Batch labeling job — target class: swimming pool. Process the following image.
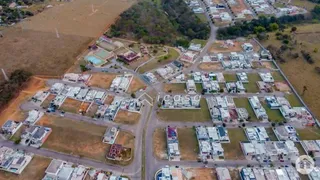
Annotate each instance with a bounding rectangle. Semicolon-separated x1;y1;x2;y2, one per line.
85;55;104;66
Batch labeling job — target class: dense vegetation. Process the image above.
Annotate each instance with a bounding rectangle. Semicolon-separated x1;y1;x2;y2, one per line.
217;14;307;39
0;69;31;109
0;0;40;25
108;0;209;45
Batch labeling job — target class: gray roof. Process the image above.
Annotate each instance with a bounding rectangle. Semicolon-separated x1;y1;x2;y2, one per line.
32;127;46;139
45;159;64;174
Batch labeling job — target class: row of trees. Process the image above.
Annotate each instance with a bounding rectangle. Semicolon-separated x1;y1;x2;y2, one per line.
217;14;307;39
0;69;32;109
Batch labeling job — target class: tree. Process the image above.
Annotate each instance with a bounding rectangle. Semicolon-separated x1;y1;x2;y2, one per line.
314;48;318;53
254;26;266;34
80;64;88;72
302;85;308;96
269;23;279;31
291;26;297;32
131;93;136;98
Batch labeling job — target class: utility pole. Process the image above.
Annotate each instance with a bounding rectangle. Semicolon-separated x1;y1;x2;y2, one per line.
1;69;9;81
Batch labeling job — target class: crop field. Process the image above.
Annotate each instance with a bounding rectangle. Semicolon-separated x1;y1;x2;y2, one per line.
0;0;136;78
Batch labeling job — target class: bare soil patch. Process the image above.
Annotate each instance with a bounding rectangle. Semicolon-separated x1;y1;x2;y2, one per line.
59;98;82;114
177;128;199;161
153;128;167;160
198;62;223;71
41;94;56;108
163;83;186;93
104;95;115;105
114;110;141;125
0;156;51;180
188;168;216;180
87;73;118;89
127;77;146;93
274;82;291;92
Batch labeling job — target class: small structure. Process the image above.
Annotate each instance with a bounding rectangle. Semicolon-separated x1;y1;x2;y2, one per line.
51;83;65;94
242;43;254;52
117;50;141;63
186;80;196;94
102;127;119;144
301;140;320;160
21;126;52;148
216;167;231;180
166;127;181;161
180;51;198;63
244;127;269;142
188;43;202;51
257;81;273;93
62;73;91;84
259;72;274;83
110;74;133;93
155;166;193;180
248;96;268;121
1;120;22;137
273;126;299;142
0;146;33;174
236;72;249;83
24;110;44;125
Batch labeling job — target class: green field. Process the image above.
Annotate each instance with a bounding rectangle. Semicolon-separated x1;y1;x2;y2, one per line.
244;73;260;93
285;94;303;107
222;129;247;160
297;127;320;140
262;103;285;122
191;39;207;47
224;73;237;82
234;98;258;121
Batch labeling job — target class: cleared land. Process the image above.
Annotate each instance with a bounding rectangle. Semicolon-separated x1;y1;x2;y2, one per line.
0;0;136;78
114;110;141;125
177;128;199;161
163;83;186;93
222;129;247;160
59;98;82;114
262;24;320;119
224;73;237;82
153;128;167;160
127;77;146;93
37;115;110;162
266;128;278;141
243;73;260;93
297;127;320;140
41;94;56;108
110;131;135;165
0;156;51;180
157;99;211;122
188;168;215;180
198;62;223;71
87;73;118;89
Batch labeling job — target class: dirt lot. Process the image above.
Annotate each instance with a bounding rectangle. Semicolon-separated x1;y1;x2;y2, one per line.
188;168;216;180
109;131;135;165
41;94;56;108
0;0;136;78
104;95;115;105
274;82;291;92
198;62;223;71
178;128;199;161
0;156;51;180
262;24;320;119
59;98;82;113
114;110;141;125
153;128;167;160
37;115;110;162
0;77;48;125
86;103;99;117
127;77;146;93
222;129;247;160
87;73;118;89
163;83;186;93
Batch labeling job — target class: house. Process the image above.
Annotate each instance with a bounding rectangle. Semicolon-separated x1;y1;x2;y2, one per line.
242;43;254;52
237;108;249;121
1;120;22;137
103;127;119;144
202;81;220;93
31;91;50;103
279;105;296;120
0;146;33;174
259;72;274;83
166;127;181;161
180;51;198;63
117;50;141;62
50;83;65;94
110;74;133;93
189;43;202;51
155;166;193;180
257;81;273;93
240;168;256;180
309;167;320;180
275;169;290;180
186;80;196;94
24;110;44;125
226;81;245;93
273;126;299;142
216;168;231;180
21;126;52;148
265;96;281;109
245;127;269;142
220;12;232;21
236;72;249;83
301;140;320;160
248;96;268;121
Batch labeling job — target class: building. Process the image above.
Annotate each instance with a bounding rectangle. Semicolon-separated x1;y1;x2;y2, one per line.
186;80;196;94
162;95;201;109
202;81;220;93
275;169;290;180
0;146;33;174
242;43;254;52
43;159;88;180
309;167;320;180
237;72;249;83
1;120;22;137
259;72;274;83
245;127;269;142
180;51;198;63
103;127;119;144
226;81;245;93
155;166;193;180
51;83;65;94
21;126;52;148
62;73;91;83
240;168;256;180
257;81;273;93
117;50;141;62
273;126;299;142
301;140;320;160
188;43;202;51
265;96;281;109
248;96;268;121
216;168;231;180
110;74;133;93
166;127;181;161
24;110;44;125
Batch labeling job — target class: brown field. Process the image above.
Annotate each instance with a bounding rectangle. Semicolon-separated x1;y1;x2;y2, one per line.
0;0;136;78
198;62;223;71
104;95;115;105
153;128;167;160
0;156;51;180
262;24;320;119
0;77;47;125
178;128;199;161
210;41;243;53
127;77;146;93
87;73;118;89
188;168;216;180
86;103;99;117
108;131;135;165
274;82;291;92
37;115;110;162
41;94;56;108
114;110;141;125
59;98;82;113
163;83;186;93
222;129;247;160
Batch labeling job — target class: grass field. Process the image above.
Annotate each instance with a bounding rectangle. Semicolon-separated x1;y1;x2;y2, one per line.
262;24;320;119
243;73;260;93
285;93;303;107
87;73;118;89
262;103;285;122
224;73;237;82
157;99;211;122
114;110;141;125
191;39;207;47
178;128;199;161
41;94;56;108
163;83;186;93
233;98;258;121
297;127;320;140
138;48;180;73
266;128;278;141
153;128;167;160
291;0;317;10
222;129;247;160
0;156;51;180
59;98;82;114
195;13;208;23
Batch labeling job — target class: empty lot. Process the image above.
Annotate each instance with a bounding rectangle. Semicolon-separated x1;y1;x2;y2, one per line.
0;0;136;78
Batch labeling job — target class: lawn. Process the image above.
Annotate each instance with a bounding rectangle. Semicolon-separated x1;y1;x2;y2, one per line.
297;127;320;140
285;94;303;107
244;73;260;93
233;98;258;121
196;83;203;93
224;73;237;82
157;99;211;122
138;48;180;73
0;156;51;180
191;38;207;47
178;128;199;161
163;83;186;93
266;128;277;141
272;71;285;81
262;103;285;122
153;128;167;160
296;142;307;155
114;110;141;125
222;129;247;160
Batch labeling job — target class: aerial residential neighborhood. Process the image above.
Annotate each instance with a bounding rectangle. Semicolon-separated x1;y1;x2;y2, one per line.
1;0;320;179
